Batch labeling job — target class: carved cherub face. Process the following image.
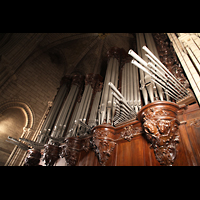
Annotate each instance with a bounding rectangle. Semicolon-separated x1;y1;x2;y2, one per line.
157;119;171;135
143;119;158;135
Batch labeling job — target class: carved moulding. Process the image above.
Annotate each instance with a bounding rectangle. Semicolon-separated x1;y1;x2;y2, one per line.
190;118;200;128
42;144;61;166
60;136;92;166
91;122;142;166
92;126;116;166
24;148;41;166
137;101;181;166
120;125;141;141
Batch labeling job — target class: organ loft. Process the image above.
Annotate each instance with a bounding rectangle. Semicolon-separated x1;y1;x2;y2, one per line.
0;33;200;166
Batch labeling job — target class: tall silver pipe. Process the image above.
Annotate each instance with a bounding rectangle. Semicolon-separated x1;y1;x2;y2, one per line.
133;64;137;111
108;57;119;124
38;81;70;143
62;87;79;137
130;62;134;107
77;84;90;121
125;63;129;104
88;90;102;127
144;33;165;101
59;85;77;126
136;33;149;105
41;83;66;131
121;66;124;97
83;86;93;122
107;58;116;124
123;64;126;99
66;101;80;136
50;84;78;138
139;33;154;103
100;57;113;124
112;58;119;124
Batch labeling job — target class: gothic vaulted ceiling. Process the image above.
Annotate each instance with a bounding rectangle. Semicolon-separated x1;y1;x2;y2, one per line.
29;33;136;77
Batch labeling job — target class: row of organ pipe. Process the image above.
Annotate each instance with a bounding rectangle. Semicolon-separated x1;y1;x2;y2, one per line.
34;33;192;143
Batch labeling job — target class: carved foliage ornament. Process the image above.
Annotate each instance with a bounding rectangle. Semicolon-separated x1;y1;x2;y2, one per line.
42;144;61;166
121;125;141;141
92;128;116;166
190;118;200;128
142;107;180;166
60;137;92;166
24;149;41;166
92;138;116;166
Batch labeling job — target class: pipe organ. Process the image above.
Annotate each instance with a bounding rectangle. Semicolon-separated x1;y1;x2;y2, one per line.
7;33;200;166
99;51;119;125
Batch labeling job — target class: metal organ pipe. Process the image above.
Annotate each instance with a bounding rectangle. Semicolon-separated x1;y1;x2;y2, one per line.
49;75;83;139
100;57;113;124
50;84;78;138
88;91;102;127
100;57;119;124
38;77;71;143
40;83;66;132
128;46;191;104
83;86;93;122
107;58;116;124
69;82;91;137
67;74;104;137
136;33;148;105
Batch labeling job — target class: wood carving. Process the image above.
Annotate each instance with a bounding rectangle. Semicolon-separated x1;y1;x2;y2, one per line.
42;144;61;166
138;101;181;166
92;126;116;166
152;33;190;90
24;148;41;166
71;74;84;87
190;118;200;128
92;137;116;166
60;145;79;166
60;136;92;166
120;125;141;141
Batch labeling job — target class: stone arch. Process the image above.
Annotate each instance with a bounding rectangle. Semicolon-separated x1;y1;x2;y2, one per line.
0;100;35;166
0;100;34;129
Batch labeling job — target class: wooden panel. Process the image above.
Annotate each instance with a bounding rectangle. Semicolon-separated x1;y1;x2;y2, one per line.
175;103;200;166
173;124;196;166
73;103;200;166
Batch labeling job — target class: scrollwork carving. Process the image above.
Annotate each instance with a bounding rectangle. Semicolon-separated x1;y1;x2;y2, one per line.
60;145;79;166
190;118;200;128
138;102;180;166
91;126;117;166
24;148;41;166
120;125;141;141
42;144;61;166
92;138;116;166
71;74;84;87
60;136;92;166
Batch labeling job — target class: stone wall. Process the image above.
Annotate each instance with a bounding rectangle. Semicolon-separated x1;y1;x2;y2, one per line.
0;50;65;165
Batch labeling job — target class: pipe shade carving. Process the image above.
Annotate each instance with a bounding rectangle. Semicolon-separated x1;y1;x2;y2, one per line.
24;148;41;166
138;101;181;166
60;136;92;166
